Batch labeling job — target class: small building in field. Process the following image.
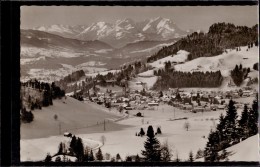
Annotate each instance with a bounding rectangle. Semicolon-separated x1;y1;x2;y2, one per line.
182;104;193;110
148;102;159;106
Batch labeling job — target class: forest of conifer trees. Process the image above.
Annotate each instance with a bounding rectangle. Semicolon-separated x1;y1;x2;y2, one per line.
147;23;258;63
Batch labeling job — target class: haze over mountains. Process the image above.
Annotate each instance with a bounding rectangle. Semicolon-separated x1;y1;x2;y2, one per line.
21;17;192;81
31;17;191;48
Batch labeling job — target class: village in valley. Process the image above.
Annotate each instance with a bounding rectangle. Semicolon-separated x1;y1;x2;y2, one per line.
20;6;259;163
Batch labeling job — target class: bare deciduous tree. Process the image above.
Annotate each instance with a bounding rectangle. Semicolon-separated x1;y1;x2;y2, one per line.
161;140;173;162
184;122;191;131
100;135;106;145
54;114;58;121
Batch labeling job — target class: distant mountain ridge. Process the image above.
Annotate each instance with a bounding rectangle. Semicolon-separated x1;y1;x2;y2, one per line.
31;17;191;47
21;29;114;52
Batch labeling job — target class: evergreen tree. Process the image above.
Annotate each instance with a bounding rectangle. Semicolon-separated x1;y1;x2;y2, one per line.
225;100;238;143
216;113;228;149
139;128;145;137
220;149;229;161
83;147;89;162
135;154;140;162
45;153;52;162
43;90;50;106
248;94;258;136
70;135;77;154
142;126;161;161
156;127;162;135
75;137;84;161
238;104;249;138
89;150;94;161
55;156;61;162
188;151;194;162
159;91;163;98
175;152;180;162
253;63;258;71
96;148;103;161
57;142;64;154
204;130;220;162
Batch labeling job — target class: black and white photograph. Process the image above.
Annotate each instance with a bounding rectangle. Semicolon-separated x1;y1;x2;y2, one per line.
20;5;259;163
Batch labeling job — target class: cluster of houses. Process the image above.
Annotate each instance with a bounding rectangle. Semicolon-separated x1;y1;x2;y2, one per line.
68;84;257;113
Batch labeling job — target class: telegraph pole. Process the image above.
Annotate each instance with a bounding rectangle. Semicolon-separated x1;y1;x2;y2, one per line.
59;122;61;135
104;119;106;131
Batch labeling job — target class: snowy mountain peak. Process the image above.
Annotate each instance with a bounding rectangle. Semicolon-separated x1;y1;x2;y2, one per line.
32;17;190;47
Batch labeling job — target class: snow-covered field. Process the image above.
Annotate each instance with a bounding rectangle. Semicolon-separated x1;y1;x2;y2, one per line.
137;46;258;90
149;50;189;69
174;46;258;76
26;68;73;82
21;46;88;58
80;102;253;161
129;76;158;90
21;97;124;139
94;49;113;54
21;96;257;162
130;42;175;54
21;63;108;82
21;135;102;161
85;70;120;77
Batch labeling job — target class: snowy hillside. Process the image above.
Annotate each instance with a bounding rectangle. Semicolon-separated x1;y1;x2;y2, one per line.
149;50;189;69
21;135;101;162
174;46;258;77
21;96;123;139
195;135;259;162
137;46;258;90
221;135;259;162
138;49;189;77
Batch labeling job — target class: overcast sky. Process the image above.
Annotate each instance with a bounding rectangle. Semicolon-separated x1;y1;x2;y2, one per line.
21;6;258;31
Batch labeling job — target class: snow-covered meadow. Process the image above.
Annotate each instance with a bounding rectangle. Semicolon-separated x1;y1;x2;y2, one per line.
21;96;258;162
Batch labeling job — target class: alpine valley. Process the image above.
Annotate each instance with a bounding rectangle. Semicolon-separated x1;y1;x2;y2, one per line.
21;17;192;81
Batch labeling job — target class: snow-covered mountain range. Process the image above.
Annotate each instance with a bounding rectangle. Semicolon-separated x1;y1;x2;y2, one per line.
32;17;191;48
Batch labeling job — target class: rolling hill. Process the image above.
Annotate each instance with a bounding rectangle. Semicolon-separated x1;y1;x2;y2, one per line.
21;96;128;139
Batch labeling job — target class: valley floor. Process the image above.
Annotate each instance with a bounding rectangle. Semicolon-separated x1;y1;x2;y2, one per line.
20;96;258;162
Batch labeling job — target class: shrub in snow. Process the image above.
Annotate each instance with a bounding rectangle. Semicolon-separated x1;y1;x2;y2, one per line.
136;112;142;117
45;153;52;162
156;127;162;135
105;153;111;160
55;156;61;162
54;114;58;121
116;153;121;162
139;128;145;137
110;157;115;162
160;140;172;162
135;154;141;162
125;156;132;162
95;148;103;161
100;135;106;145
188;151;194;162
195;149;204;159
21;108;34;123
184;122;190;131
